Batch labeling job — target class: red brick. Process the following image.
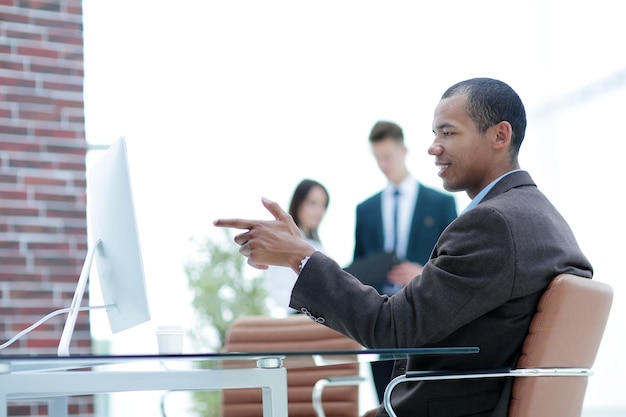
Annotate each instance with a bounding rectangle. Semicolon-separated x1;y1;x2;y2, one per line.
0;240;19;250
60;50;83;62
27;241;71;250
52;99;84;109
0;60;25;71
48;31;83;46
9;158;56;169
19;109;60;121
58;161;86;171
33;128;77;138
6;29;43;41
66;4;82;15
0;256;26;266
33;192;78;203
0;141;40;152
47;144;86;156
47;272;85;283
6;404;33;416
22;175;67;186
0;207;40;217
43;80;83;92
11;224;58;234
26;338;60;348
46;208;87;220
5;93;54;105
0;174;17;184
0;12;29;24
8;289;54;301
29;62;76;76
0;76;37;88
0;125;28;135
32;17;81;31
0;190;28;200
17;46;59;59
0;272;41;281
18;0;61;12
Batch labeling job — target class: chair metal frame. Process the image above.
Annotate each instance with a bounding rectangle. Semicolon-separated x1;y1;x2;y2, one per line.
312;376;366;417
383;367;592;417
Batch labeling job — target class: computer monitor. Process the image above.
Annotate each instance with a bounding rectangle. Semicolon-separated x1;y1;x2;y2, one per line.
58;137;151;356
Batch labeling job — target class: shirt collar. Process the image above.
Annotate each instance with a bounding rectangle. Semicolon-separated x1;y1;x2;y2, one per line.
386;175;417;196
461;169;521;215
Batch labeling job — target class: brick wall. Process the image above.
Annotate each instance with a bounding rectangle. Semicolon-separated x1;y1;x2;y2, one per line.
0;0;92;415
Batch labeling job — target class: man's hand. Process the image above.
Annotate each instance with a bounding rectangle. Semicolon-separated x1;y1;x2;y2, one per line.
214;197;316;272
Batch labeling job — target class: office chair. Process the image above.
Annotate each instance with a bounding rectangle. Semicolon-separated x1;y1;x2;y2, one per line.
221;314;364;417
383;273;613;417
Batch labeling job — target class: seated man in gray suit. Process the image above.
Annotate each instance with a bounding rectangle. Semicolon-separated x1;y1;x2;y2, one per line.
215;78;593;417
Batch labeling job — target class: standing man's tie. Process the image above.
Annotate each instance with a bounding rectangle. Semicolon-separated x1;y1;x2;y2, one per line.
392;188;401;257
383;188;402;295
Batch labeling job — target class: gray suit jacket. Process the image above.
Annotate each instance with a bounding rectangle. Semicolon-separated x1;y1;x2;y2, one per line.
291;171;592;417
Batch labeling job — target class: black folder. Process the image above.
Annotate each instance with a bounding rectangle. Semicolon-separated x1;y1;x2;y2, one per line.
343;252;399;289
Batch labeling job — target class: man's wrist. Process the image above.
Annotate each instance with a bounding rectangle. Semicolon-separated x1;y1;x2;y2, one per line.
291;245;316;274
298;255;311;273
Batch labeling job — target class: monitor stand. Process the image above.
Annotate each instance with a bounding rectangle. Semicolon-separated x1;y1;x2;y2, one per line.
57;239;110;357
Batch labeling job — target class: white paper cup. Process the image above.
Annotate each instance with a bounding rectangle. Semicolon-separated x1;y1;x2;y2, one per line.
155;325;184;354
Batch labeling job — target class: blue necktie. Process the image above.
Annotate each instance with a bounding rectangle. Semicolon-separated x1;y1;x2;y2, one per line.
392;188;401;257
383;189;402;295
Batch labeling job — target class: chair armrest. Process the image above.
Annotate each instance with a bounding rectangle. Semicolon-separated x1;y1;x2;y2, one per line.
312;376;366;417
383;367;592;417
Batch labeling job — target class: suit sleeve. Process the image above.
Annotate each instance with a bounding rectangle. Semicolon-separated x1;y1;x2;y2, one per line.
290;205;516;349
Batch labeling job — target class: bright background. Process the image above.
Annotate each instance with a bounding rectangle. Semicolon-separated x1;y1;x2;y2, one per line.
82;1;626;416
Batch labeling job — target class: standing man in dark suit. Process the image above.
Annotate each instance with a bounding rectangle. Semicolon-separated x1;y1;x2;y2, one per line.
215;78;592;417
355;120;458;401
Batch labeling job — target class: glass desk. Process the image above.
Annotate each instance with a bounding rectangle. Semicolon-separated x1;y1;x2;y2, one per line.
0;347;478;417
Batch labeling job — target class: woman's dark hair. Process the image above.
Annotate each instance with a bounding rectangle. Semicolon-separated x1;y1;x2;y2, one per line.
288;179;329;241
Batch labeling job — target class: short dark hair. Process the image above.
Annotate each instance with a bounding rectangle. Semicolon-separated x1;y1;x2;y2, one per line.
442;78;527;159
369;120;404;144
288;179;329;242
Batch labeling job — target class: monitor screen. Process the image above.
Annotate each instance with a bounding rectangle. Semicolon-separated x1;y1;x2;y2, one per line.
87;137;151;334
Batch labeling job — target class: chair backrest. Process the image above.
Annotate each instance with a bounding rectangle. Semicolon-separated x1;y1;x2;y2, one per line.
221;315;362;417
509;274;613;417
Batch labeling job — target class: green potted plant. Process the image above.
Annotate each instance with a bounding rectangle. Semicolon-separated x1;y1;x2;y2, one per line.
185;229;268;416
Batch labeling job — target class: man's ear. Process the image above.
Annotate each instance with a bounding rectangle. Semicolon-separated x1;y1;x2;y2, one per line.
493;121;513;150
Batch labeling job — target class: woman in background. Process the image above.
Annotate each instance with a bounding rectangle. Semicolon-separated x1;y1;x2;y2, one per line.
265;179;330;316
